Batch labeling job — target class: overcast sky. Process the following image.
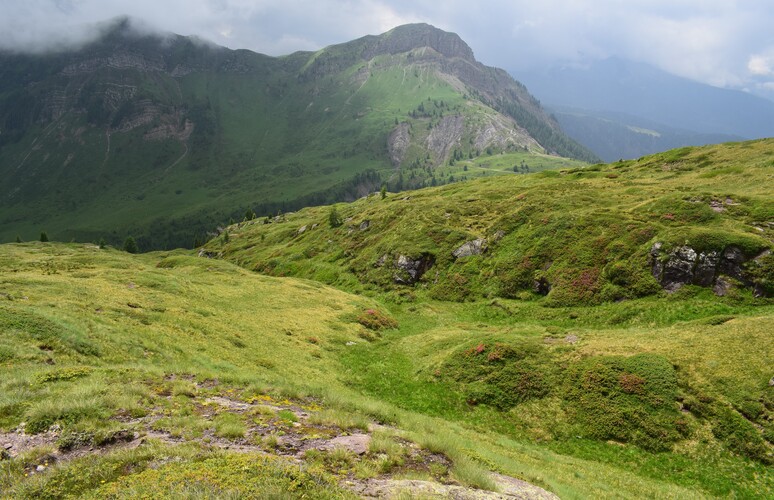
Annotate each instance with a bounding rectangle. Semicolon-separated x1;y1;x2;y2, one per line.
2;0;773;97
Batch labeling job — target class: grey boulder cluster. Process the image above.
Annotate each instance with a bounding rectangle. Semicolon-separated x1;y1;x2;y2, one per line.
650;242;770;296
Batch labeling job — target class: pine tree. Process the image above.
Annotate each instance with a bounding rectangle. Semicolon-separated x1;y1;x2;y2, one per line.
123;236;138;254
380;185;387;200
98;238;106;249
40;232;48;242
328;206;343;228
15;235;22;243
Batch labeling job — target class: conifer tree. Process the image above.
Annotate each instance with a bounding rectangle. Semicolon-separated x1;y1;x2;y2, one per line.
40;232;48;242
123;236;138;254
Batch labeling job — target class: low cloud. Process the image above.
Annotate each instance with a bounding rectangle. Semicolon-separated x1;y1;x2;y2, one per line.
748;54;773;76
0;0;772;95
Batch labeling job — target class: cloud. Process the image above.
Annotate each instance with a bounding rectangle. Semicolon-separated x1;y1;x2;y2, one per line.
0;0;772;93
748;53;774;76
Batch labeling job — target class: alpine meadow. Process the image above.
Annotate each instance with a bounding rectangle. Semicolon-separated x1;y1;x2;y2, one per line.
0;13;772;500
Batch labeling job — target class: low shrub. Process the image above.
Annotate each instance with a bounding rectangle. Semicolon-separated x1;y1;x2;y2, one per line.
563;353;680;452
356;309;397;330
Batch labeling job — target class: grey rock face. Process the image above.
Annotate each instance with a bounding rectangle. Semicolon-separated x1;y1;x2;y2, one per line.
661;246;697;291
452;238;486;259
387;123;411;167
651;242;768;296
694;250;720;286
394;253;435;284
426;115;465;162
719;246;746;282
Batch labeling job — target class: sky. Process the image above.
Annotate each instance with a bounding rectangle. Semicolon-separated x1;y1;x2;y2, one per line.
2;0;773;99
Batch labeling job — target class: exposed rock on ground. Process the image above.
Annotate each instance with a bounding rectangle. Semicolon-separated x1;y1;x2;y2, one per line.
388;122;411;167
394;253;436;284
453;238;487;259
651;242;771;296
0;381;556;499
351;474;559;499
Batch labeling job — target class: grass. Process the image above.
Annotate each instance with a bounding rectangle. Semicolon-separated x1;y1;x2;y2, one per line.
208;139;773;306
1;141;773;497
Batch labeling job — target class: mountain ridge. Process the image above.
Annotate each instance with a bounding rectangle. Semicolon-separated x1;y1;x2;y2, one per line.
0;18;595;249
516;57;774;139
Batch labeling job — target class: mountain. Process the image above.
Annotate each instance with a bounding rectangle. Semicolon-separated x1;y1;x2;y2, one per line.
0;18;595;249
548;106;742;162
1;141;772;497
515;57;774;159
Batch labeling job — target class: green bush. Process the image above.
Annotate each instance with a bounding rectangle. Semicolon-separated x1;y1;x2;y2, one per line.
443;340;553;410
712;406;771;464
563;354;680;451
35;367;92;384
356;308;397;330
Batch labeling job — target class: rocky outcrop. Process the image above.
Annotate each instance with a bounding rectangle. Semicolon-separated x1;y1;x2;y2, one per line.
452;238;486;259
472;112;539;152
426;115;464;162
198;249;221;259
650;243;771;296
363;23;476;62
387;123;411;167
394;253;435;284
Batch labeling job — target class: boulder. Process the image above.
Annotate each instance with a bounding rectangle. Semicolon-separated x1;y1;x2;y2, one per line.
394;253;435;284
197;249;221;259
452;238;486;259
713;277;732;296
661;246;697;291
359;220;370;231
491;230;506;242
719;246;746;282
317;434;370;455
651;242;770;296
693;250;720;286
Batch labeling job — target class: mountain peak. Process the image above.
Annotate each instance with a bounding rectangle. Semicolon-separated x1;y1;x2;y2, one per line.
373;23;475;61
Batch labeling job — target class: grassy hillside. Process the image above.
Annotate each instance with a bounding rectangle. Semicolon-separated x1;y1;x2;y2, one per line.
2;141;772;497
1;242;772;498
0;20;595;249
206;139;774;305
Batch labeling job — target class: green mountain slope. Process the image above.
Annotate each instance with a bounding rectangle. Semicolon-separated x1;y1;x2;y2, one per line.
0;143;772;496
0;18;595;249
206;139;774;304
